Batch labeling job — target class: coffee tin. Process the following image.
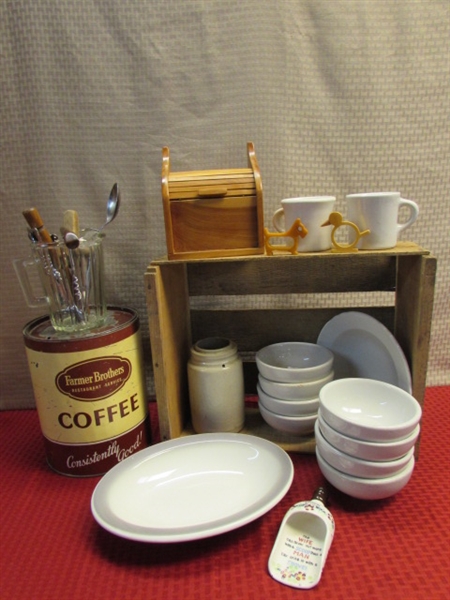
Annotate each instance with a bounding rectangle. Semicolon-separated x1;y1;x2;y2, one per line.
23;307;151;476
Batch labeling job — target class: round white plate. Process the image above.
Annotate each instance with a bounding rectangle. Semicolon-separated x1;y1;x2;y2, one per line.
91;433;293;543
317;311;411;392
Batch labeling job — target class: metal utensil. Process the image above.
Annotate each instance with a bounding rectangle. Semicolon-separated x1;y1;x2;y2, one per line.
61;228;84;322
98;183;120;231
27;228;39;243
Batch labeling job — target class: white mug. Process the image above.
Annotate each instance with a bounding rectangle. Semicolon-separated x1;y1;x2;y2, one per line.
273;196;336;252
346;192;419;250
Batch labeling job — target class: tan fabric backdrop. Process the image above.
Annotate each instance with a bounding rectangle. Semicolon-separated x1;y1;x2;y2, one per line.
1;0;449;409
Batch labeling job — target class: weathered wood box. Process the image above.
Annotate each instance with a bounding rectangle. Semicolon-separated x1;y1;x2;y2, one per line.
145;243;436;453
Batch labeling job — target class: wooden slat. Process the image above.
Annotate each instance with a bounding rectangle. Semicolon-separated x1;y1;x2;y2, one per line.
187;253;397;295
395;254;437;406
153;242;429;266
167;246;265;260
169;183;256;200
169;176;255;188
144;264;192;441
191;307;395;353
169;168;253;181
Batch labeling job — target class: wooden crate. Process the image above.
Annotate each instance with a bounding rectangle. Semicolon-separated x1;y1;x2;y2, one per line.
161;142;264;259
145;242;436;453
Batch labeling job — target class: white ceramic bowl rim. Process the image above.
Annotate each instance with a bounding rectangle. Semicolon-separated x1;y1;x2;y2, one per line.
316;448;415;485
319;378;421;439
258;371;334;400
256;342;334;378
259;402;317;435
259;401;318;421
259;371;334;387
318;412;420;449
257;384;319;407
316;448;415;500
314;420;415;470
257;385;320;417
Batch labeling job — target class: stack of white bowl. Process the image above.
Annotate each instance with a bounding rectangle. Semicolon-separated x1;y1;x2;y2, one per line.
316;378;422;500
255;342;334;436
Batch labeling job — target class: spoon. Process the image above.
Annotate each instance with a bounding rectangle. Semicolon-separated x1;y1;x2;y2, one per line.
98;183;120;231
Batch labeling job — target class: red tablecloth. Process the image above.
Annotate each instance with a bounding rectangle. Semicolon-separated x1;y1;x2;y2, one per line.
1;387;449;600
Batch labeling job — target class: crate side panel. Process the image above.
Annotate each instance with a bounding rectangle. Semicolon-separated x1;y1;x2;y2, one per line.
395;254;437;405
145;264;192;440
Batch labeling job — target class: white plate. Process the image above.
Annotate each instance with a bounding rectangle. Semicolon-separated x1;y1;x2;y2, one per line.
91;433;293;543
317;311;411;392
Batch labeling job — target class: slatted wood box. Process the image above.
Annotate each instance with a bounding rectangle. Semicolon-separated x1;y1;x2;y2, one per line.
145;243;436;453
161;142;264;259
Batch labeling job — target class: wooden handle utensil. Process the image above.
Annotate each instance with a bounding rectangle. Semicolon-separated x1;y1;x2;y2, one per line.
22;208;53;244
63;210;80;237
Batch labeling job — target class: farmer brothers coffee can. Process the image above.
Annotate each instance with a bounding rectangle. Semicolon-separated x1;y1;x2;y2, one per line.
24;307;151;476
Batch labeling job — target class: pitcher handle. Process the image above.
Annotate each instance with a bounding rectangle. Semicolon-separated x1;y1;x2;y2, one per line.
13;257;47;308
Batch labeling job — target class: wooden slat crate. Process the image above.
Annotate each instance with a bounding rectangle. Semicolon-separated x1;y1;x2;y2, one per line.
145;242;436;453
161;142;264;259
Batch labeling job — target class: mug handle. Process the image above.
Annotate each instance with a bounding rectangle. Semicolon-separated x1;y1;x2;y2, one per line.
272;208;285;232
397;199;419;235
13;257;48;308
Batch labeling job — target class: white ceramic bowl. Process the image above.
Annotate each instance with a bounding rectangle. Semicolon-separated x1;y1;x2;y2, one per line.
258;371;334;400
257;384;320;416
258;402;317;436
314;420;414;479
318;413;420;462
316;448;415;500
319;378;422;442
256;342;334;383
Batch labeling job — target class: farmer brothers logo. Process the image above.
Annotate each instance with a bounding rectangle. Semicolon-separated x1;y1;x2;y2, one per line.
56;356;132;401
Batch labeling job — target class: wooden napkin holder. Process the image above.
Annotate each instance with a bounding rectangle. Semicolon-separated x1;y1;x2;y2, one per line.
161;142;264;259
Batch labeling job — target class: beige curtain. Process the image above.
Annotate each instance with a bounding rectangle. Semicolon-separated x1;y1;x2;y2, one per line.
1;0;449;408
